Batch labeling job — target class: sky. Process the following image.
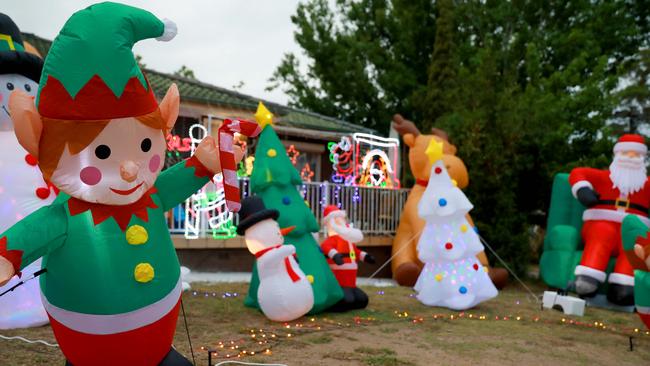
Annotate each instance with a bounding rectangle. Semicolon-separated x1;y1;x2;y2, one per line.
4;0;307;104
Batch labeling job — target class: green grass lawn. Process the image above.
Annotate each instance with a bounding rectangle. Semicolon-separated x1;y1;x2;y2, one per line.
1;280;648;365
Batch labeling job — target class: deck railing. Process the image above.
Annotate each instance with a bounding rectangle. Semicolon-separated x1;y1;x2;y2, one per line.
166;179;410;238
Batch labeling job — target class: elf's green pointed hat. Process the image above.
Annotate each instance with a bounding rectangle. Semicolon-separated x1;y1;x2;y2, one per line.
36;2;176;120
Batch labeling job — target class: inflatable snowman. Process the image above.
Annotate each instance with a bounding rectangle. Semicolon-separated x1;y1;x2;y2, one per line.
238;196;314;322
0;13;53;330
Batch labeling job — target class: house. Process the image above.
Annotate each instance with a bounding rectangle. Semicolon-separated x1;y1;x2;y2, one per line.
22;32;407;277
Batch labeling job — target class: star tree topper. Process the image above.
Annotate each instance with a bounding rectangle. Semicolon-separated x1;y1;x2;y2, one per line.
255;101;274;128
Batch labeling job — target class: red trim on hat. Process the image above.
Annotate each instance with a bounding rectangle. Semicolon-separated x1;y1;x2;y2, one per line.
618;134;646;144
38;75;158;120
323;205;340;219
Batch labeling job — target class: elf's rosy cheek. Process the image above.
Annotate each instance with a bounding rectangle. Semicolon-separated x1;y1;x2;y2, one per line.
149;154;161;173
80;166;102;186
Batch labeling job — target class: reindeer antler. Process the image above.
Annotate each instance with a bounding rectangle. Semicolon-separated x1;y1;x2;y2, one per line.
392;114;420;136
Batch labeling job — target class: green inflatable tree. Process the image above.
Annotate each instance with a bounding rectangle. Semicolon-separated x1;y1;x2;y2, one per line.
244;104;343;313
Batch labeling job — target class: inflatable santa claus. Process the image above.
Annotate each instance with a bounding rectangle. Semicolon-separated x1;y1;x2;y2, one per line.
569;134;650;306
320;205;376;311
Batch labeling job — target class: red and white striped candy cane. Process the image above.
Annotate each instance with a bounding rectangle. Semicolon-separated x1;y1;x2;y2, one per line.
218;118;261;212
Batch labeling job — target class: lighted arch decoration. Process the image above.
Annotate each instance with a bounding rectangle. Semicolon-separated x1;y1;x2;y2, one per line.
358;149;396;188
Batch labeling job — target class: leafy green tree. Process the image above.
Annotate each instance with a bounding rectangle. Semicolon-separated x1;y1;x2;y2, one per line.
245;124;343;313
421;0;457;128
174;65;196;79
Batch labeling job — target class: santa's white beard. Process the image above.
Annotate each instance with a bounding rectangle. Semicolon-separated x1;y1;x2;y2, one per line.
609;155;648;196
331;221;364;243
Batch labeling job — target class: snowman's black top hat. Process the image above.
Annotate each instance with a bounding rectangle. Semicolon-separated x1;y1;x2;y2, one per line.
0;13;43;82
236;195;279;236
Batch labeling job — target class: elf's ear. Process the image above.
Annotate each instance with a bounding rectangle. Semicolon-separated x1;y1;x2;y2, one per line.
159;83;180;131
9;90;42;158
403;133;416;148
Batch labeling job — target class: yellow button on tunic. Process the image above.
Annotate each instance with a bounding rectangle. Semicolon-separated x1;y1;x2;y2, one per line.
126;225;148;245
134;263;155;283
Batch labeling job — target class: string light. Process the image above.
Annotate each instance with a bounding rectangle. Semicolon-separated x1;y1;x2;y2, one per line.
286;145;300;166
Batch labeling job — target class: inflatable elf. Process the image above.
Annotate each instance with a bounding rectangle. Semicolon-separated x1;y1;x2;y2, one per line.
621;216;650;329
0;3;244;365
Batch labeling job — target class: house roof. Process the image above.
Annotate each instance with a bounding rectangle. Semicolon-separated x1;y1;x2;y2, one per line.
21;32;376;135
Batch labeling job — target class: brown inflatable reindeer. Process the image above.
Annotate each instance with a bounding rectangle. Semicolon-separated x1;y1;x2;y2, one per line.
391;114;508;288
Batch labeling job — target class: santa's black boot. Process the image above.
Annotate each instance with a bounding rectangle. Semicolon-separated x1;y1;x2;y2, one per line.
65;361;73;366
574;275;600;298
159;347;193;366
328;287;356;312
351;287;369;309
607;284;635;306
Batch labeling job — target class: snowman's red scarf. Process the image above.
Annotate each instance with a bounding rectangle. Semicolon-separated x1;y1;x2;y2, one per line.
67;188;158;231
254;245;301;283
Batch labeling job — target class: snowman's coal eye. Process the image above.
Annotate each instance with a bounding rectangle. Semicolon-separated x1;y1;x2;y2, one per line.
24;84;31;92
6;82;14;91
95;145;111;160
141;138;152;152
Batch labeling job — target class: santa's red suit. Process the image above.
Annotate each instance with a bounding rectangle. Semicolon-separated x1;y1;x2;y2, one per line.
320;205;369;288
321;234;368;288
569;135;650;287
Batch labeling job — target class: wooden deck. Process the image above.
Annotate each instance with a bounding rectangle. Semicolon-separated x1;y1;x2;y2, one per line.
172;234;394;249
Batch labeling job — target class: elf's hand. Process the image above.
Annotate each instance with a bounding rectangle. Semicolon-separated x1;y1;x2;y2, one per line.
634;244;650;269
194;136;244;174
0;257;15;287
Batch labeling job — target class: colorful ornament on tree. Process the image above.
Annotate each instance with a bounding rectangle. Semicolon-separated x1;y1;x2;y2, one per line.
413;139;497;310
0;12;52;330
245;106;343;314
237;196;314;322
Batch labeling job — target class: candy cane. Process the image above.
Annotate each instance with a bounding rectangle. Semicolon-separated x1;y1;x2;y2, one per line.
218;119;261;212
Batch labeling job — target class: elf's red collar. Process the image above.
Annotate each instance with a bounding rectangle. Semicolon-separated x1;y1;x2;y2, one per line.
416;179;428;187
67;187;158;231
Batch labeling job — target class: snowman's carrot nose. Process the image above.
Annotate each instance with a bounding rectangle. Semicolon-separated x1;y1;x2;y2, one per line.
280;226;296;236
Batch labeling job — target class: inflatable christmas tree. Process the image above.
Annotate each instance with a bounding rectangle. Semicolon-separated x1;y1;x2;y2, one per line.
413;139;497;310
244;103;343;313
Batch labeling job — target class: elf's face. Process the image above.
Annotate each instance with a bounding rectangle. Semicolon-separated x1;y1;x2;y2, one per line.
50;117;166;205
0;74;38;131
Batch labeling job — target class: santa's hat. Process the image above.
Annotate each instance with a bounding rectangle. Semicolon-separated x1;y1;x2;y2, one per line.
36;2;176;120
614;134;647;155
322;205;346;224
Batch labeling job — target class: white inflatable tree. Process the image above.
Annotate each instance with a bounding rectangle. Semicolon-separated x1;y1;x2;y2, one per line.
413;140;497;310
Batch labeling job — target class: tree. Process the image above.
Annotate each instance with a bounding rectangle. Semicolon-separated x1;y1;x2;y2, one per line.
244;124;343;313
174;65;196;79
273;0;650;275
421;0;457;128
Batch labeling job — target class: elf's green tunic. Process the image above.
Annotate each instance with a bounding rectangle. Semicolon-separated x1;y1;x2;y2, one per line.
0;157;210;323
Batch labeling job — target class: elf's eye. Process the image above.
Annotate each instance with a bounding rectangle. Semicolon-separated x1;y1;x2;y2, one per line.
24;84;31;92
6;82;14;91
141;138;152;152
95;145;111;160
